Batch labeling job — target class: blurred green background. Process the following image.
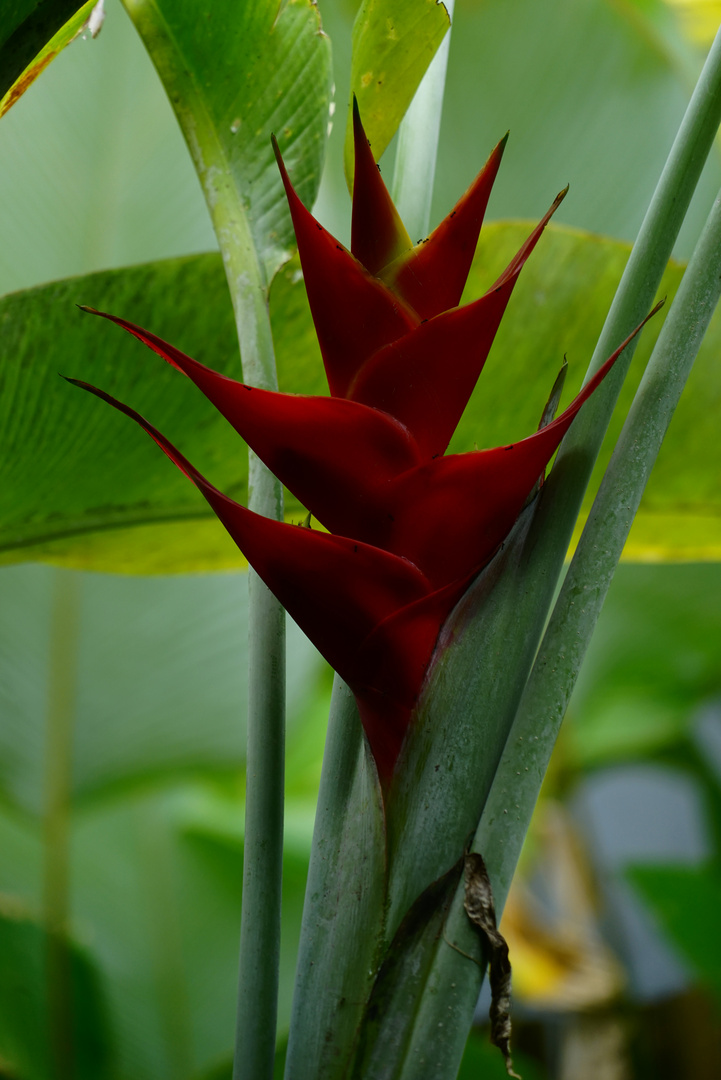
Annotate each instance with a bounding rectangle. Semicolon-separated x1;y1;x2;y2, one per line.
1;1;721;1077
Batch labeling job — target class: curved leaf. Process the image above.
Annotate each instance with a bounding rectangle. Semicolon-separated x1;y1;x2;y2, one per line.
343;0;450;185
0;0;92;115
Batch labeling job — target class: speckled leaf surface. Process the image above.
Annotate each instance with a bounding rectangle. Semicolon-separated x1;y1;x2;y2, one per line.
343;0;450;184
123;0;332;286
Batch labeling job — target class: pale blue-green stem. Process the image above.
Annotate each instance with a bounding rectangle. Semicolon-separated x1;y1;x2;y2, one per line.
392;0;455;240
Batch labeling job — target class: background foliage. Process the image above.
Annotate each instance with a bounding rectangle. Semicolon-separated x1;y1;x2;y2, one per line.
1;0;721;1077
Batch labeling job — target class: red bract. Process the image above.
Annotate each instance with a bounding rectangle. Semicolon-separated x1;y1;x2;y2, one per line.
272;105;567;461
69;111;658;783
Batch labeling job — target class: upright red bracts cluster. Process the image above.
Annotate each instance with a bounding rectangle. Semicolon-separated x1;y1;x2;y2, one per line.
69;104;650;784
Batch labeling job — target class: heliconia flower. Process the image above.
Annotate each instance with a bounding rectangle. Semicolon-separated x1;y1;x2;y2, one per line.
69;107;661;783
77;307;658;595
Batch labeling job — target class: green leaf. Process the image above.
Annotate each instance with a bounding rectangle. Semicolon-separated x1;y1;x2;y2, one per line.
628;862;721;1009
343;0;450;185
123;0;332;289
0;0;93;115
566;563;721;767
457;222;721;560
0;257;248;573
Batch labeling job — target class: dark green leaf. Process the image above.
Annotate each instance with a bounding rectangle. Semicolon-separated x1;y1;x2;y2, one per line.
0;908;112;1080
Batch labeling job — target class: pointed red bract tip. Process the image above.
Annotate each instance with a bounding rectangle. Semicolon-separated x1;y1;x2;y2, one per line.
273;134;420;396
379;132;509;320
64;374;458;787
347;185;568;458
79;307;425;545
491;185;568;290
350;96;413;276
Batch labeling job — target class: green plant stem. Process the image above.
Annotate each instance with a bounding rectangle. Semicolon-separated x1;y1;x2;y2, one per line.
212;190;287;1080
391;0;455;240
476;178;721;910
154;53;287;1073
44;568;81;1080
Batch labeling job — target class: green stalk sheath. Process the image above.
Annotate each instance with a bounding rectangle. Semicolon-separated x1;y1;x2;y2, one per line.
477;180;721;909
44;569;81;1080
391;0;455;241
285;678;387;1079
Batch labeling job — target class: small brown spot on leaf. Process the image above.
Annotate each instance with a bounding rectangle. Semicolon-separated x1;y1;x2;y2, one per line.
1;51;56;117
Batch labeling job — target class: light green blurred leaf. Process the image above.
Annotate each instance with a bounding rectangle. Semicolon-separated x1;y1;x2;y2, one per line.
433;0;721;260
0;782;313;1080
343;0;450;184
0;565;323;814
124;0;332;287
0;0;217;299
